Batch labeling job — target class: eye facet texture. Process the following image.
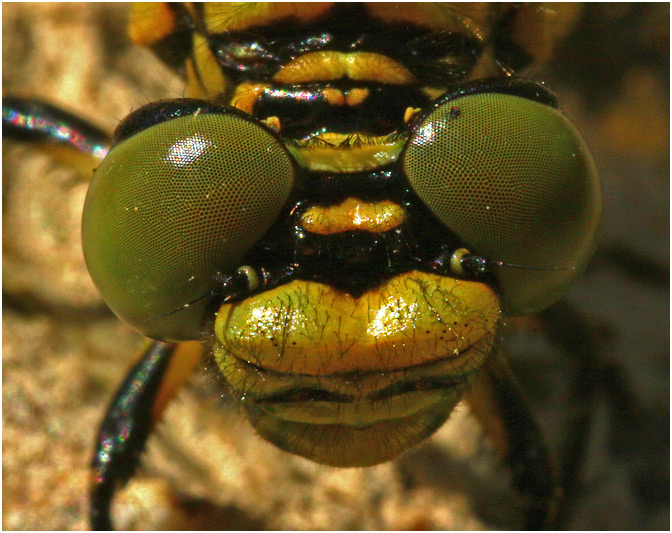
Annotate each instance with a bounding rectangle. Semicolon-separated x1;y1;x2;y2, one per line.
404;92;600;315
82;113;295;340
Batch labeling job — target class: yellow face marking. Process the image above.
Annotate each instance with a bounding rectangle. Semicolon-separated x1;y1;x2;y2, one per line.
214;271;500;376
220;334;479;404
300;198;405;235
213;271;501;466
273;51;416;85
287;134;406;172
250;374;457;426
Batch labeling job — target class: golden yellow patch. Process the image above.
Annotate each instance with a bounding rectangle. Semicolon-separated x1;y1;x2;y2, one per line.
300;198;405;235
214;271;500;376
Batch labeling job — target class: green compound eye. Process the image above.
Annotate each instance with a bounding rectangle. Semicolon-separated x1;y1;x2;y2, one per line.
82;112;295;340
403;91;601;316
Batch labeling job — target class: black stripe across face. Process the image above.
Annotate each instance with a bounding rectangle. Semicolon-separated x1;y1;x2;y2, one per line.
254;84;429;137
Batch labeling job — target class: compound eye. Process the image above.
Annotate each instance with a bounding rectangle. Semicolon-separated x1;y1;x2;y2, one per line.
82;110;295;340
403;91;601;315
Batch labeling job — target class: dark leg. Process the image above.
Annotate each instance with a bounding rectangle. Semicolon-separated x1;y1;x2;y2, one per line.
465;355;560;530
90;339;203;530
2;96;110;157
90;341;202;531
90;341;177;530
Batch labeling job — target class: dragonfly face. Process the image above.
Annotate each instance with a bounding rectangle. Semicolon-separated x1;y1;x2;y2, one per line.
4;3;604;529
81;3;599;469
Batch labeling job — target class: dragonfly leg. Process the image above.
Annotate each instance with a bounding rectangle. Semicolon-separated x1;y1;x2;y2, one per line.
90;340;202;530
